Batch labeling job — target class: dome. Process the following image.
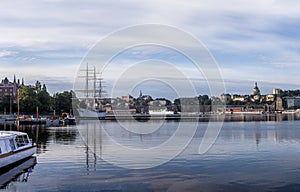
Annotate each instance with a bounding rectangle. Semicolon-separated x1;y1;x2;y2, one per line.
251;82;260;96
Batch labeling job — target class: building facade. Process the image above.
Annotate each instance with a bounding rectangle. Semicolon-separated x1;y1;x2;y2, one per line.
251;82;261;102
0;76;23;103
284;97;300;110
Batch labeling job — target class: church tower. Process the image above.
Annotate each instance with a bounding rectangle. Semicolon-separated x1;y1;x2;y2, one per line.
251;82;261;102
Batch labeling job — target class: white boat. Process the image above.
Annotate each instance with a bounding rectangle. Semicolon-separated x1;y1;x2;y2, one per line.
0;131;37;169
0;115;16;124
78;108;106;119
149;109;174;115
45;119;60;126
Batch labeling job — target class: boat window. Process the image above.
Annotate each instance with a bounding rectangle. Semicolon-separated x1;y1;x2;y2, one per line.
9;139;16;150
16;135;24;147
24;135;29;144
5;140;10;151
0;140;5;154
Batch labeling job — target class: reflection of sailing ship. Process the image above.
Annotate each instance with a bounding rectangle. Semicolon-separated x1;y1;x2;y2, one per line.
76;63;107;119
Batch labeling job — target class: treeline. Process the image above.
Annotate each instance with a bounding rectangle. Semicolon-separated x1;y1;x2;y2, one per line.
0;81;73;115
280;90;300;97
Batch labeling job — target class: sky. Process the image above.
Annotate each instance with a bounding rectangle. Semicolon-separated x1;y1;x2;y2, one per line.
1;0;300;99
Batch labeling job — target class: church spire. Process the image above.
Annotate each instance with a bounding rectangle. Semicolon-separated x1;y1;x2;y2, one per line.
21;78;24;86
13;74;16;83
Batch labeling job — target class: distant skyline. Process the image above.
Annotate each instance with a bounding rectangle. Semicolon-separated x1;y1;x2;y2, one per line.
1;0;300;97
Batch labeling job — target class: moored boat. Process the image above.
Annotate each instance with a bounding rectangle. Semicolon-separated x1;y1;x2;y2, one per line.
45;119;60;126
0;131;36;169
0;115;17;124
149;109;174;115
78;108;106;119
75;63;107;119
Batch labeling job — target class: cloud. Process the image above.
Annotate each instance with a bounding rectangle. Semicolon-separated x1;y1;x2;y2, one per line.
0;0;300;95
0;50;17;57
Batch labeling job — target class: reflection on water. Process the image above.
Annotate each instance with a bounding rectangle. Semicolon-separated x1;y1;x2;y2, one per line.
0;114;299;192
0;157;37;189
222;113;300;122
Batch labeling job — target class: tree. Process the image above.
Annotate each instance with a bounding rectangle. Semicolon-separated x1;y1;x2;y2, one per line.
198;95;211;105
42;84;47;91
35;81;41;92
37;87;51;114
0;94;15;114
19;86;38;114
174;98;181;112
53;91;73;115
19;83;52;115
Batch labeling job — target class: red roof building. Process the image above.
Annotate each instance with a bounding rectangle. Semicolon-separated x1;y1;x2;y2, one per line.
0;75;23;102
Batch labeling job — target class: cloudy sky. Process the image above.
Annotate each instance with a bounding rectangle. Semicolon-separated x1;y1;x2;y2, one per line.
1;0;300;98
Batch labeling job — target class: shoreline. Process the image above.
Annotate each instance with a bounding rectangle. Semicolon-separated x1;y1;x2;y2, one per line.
76;112;300;122
1;112;300;125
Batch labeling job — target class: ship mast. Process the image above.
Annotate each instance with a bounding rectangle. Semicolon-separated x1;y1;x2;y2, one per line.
77;63;103;108
85;63;89;98
93;66;97;99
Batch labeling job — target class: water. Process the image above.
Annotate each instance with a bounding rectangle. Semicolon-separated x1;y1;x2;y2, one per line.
0;115;300;192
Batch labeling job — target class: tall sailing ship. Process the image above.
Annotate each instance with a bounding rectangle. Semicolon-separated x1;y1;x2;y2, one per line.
75;64;107;119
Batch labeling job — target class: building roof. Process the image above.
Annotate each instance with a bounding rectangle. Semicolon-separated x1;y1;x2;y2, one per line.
251;82;261;96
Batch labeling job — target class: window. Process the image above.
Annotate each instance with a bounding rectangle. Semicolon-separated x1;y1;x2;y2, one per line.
9;139;16;150
23;135;29;144
16;136;23;147
15;135;28;147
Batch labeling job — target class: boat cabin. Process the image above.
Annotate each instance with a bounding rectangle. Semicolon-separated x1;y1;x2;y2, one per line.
0;131;33;155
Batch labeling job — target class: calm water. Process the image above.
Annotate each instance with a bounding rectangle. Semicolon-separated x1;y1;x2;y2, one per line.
1;114;300;192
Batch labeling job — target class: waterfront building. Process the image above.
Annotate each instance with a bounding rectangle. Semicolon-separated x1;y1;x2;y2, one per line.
275;97;284;111
273;88;282;95
265;94;275;102
149;99;167;107
0;75;23;103
251;82;261;103
220;93;231;103
121;95;130;102
135;91;152;114
231;94;247;102
284;97;300;110
179;97;200;113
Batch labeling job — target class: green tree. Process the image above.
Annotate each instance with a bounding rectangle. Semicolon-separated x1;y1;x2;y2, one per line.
19;85;38;114
18;83;52;115
174;98;181;112
37;86;51;114
35;81;41;92
1;94;15;114
198;95;211;105
53;91;73;115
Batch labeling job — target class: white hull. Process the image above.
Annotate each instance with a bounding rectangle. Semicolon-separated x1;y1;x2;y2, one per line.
45;119;60;126
0;131;37;169
0;115;16;124
149;110;174;115
78;108;106;118
0;147;36;168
